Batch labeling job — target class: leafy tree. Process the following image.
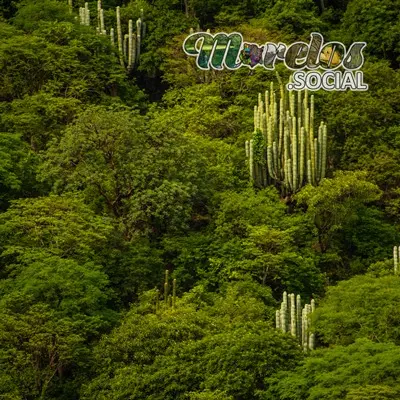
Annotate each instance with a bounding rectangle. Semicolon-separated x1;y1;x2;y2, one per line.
111;324;301;400
295;171;395;279
265;339;400;399
82;280;302;399
0;194;113;271
0;0;399;398
124;0;193;81
317;62;400;219
0;133;40;209
207;187;323;295
41;106;238;239
339;0;400;67
0;18;134;103
0;257;116;400
0;92;81;151
261;0;324;39
318;62;400;171
313;274;400;345
13;0;74;33
0;194;119;399
98;234;165;307
0;194;163;308
188;391;234;400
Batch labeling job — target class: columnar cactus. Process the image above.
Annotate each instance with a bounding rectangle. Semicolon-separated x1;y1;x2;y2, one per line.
245;80;328;195
78;3;90;26
124;34;130;60
276;291;316;351
110;27;115;46
136;17;142;60
128;19;134;69
114;6;145;71
100;9;105;35
164;269;169;305
79;3;90;26
77;3;146;72
154;270;177;313
172;278;177;308
116;6;124;67
394;246;399;275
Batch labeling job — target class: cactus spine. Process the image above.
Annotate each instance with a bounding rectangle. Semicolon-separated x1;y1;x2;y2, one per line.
276;292;316;351
246;79;328;195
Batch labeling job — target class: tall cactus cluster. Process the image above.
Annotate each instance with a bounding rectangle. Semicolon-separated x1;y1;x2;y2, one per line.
75;1;145;72
155;270;177;313
79;2;90;26
245;81;328;195
276;291;316;351
393;246;400;275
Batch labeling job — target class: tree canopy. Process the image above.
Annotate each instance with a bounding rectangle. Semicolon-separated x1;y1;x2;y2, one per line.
0;0;399;398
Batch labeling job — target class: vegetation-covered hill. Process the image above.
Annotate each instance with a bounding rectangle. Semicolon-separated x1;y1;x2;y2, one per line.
0;0;399;399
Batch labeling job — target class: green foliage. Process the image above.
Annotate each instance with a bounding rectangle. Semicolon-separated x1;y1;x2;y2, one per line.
99;236;165;307
317;61;400;218
0;0;399;398
0;18;134;103
0;253;117;399
0;194;112;267
313;274;400;345
0;194;118;399
319;62;400;169
252;128;266;164
261;0;324;39
339;0;400;66
295;171;395;279
265;339;400;399
41;106;219;238
163;186;324;296
346;385;400;400
0;267;115;399
0;133;40;209
205;188;323;295
161;82;249;138
82;281;302;399
0;92;81;151
135;1;193;76
188;390;234;400
13;0;74;32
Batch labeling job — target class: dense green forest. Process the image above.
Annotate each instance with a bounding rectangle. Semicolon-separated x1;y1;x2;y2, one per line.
0;0;399;399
